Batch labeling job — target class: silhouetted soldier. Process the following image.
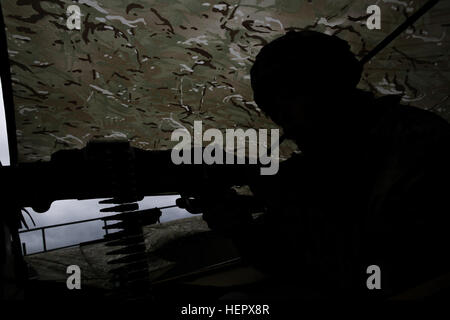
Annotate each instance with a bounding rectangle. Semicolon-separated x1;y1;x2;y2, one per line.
196;31;450;299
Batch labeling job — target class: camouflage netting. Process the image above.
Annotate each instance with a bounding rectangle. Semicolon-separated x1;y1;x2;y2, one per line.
2;0;449;163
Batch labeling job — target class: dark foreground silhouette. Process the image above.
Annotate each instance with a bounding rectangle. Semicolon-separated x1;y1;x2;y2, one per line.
197;31;450;299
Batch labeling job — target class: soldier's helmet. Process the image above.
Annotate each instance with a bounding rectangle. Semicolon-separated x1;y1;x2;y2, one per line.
250;30;362;108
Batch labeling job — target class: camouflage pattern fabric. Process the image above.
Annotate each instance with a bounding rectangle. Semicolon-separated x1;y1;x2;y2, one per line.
2;0;449;163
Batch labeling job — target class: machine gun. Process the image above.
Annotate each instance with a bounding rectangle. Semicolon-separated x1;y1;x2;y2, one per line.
2;140;263;213
1;140;266;299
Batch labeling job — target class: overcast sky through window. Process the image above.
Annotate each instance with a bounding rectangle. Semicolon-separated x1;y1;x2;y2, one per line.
1;78;193;255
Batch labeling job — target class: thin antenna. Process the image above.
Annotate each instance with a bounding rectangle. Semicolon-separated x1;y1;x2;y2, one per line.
360;0;440;66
